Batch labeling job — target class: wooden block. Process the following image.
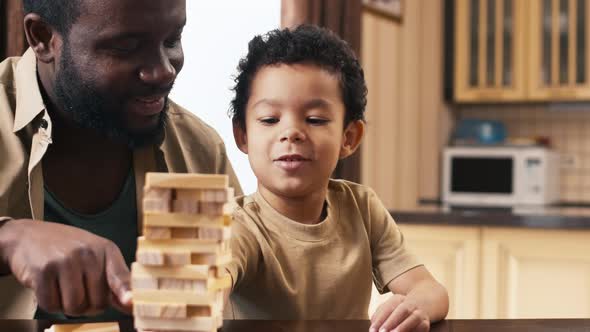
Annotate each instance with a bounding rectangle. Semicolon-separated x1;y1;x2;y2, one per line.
191;252;232;266
132;289;219;306
159;278;205;291
136;250;164;266
134;302;187;319
134;314;222;332
171;200;200;214
145;173;228;190
197;227;231;241
164;251;191;265
175;189;202;201
199;202;224;217
143;212;230;228
131;262;217;280
171;227;198;239
131;276;159;290
138;237;229;254
199;189;232;203
143;198;171;213
144;187;172;200
144;227;172;240
44;322;120;332
187;305;214;317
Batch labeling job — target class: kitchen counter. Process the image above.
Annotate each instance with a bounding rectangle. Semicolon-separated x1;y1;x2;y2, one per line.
390;203;590;229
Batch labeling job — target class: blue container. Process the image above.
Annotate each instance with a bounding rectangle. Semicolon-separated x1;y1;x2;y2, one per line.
452;119;507;145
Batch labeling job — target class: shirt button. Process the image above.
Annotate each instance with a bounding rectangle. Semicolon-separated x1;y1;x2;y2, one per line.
40;119;48;129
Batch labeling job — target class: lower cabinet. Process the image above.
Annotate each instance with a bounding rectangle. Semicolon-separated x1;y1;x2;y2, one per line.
480;227;590;319
398;224;590;319
399;224;481;319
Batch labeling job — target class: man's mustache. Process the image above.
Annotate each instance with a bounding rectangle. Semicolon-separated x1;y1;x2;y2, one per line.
133;82;175;98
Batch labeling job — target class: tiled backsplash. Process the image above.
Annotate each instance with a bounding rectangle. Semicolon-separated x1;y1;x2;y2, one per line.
457;104;590;203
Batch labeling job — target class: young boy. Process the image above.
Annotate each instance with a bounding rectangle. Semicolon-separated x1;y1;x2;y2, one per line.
225;25;448;332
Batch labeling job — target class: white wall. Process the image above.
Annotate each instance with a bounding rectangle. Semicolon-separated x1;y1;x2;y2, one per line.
170;1;281;195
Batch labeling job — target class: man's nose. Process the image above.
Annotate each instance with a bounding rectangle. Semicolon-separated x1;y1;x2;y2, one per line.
139;50;177;87
280;127;306;143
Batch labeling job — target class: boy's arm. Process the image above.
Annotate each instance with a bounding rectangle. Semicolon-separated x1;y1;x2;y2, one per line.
370;266;449;332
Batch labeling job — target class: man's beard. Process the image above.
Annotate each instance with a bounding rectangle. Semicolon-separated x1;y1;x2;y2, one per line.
53;43;169;148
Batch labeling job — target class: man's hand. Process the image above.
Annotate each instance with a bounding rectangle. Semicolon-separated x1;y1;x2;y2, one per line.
0;219;132;316
370;294;430;332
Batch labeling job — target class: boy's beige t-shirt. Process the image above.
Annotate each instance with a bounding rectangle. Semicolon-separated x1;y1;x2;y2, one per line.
225;179;421;319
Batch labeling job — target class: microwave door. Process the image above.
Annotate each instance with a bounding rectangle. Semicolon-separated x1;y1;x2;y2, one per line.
449;157;515;205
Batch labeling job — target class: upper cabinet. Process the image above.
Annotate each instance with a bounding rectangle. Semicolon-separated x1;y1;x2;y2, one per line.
454;0;590;102
455;0;527;102
529;0;590;100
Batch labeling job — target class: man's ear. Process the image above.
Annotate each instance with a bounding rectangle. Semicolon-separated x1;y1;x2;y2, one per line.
232;121;249;154
339;120;365;159
23;13;60;63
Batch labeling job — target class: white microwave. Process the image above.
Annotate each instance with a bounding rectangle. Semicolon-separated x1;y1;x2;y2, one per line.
442;146;560;206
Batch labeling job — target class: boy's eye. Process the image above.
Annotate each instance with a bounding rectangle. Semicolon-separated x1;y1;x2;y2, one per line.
259;117;279;125
307;117;329;125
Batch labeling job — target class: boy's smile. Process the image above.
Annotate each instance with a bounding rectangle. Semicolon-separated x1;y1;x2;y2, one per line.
234;63;364;223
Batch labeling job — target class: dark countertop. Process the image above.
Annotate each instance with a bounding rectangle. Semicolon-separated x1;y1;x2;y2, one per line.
7;319;590;332
390;203;590;230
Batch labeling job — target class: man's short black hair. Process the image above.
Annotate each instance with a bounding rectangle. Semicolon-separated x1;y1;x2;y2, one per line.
22;0;81;35
229;24;367;129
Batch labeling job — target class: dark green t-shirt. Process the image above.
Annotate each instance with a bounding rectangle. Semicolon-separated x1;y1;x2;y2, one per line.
36;170;137;322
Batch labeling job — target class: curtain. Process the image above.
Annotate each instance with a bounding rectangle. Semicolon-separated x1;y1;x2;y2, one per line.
281;0;363;182
1;0;26;59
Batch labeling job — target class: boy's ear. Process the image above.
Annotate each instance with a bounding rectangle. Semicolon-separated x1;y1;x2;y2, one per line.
24;13;60;63
339;120;365;159
232;121;249;154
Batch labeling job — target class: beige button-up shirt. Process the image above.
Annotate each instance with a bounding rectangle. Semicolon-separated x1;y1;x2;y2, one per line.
0;49;242;318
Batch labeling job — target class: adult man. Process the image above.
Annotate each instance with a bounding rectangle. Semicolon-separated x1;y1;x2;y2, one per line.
0;0;241;320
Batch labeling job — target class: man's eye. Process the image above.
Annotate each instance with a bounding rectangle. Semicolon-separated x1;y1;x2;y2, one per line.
110;39;140;53
259;117;279;125
164;34;182;48
307;117;328;125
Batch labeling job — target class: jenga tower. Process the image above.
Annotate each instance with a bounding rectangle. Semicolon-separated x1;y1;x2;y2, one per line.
131;173;234;332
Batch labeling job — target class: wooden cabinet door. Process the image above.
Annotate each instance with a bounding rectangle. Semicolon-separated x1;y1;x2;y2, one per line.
528;0;590;100
455;0;527;102
398;224;481;319
481;227;590;318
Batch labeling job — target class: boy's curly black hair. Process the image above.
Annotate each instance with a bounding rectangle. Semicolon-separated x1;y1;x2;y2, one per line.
229;24;367;129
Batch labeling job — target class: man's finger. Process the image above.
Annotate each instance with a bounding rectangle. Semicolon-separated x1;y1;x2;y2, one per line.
35;275;62;313
104;245;131;306
109;291;133;315
84;269;109;314
58;266;88;316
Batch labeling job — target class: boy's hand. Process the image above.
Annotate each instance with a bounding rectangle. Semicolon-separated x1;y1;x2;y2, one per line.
370;294;430;332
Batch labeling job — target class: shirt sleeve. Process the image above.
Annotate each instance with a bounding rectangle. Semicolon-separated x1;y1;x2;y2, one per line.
225;209;261;291
367;190;422;294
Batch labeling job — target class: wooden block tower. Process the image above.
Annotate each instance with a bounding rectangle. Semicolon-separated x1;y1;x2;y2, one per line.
131;173;234;332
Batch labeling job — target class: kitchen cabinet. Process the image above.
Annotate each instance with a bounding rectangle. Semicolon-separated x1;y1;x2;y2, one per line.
454;0;590;102
480;227;590;318
399;224;481;319
454;0;527;102
398;223;590;318
528;0;590;100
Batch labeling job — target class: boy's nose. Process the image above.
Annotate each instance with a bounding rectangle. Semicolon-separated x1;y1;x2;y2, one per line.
280;127;306;143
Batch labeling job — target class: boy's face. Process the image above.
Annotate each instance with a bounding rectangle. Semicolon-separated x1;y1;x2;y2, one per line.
234;63;364;198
